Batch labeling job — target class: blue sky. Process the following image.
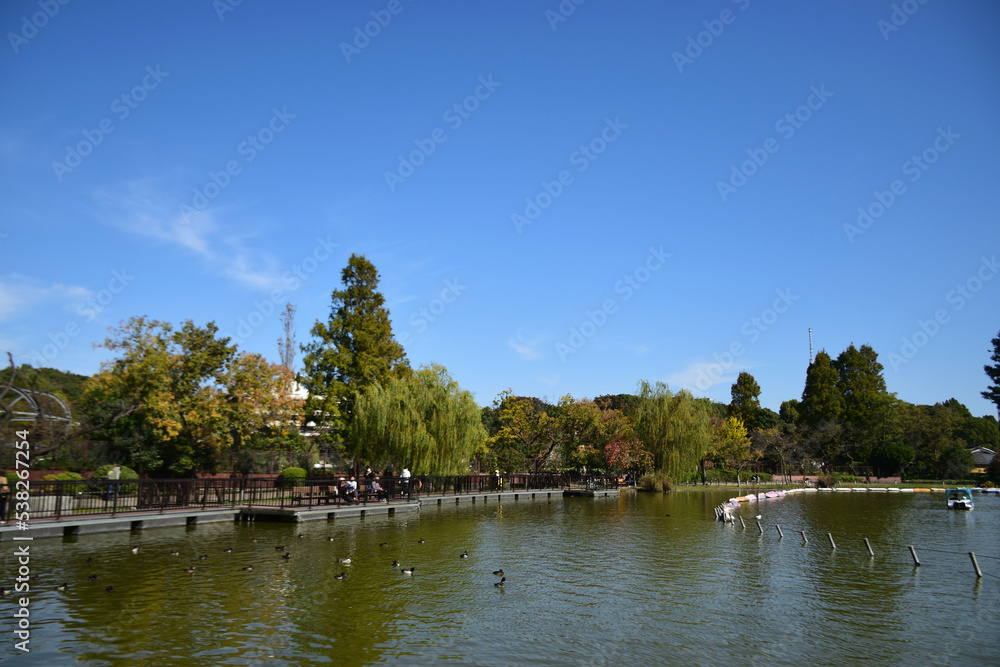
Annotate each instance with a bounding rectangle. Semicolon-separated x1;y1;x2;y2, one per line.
2;1;998;417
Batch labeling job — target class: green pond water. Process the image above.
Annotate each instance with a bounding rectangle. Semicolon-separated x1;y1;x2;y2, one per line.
2;489;998;665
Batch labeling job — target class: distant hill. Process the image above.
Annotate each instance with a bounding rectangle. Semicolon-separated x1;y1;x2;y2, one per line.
5;365;90;415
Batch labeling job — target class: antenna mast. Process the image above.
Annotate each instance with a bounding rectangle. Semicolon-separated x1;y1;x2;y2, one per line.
808;328;814;366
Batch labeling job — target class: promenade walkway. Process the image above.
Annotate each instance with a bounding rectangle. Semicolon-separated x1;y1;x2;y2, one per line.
0;479;621;541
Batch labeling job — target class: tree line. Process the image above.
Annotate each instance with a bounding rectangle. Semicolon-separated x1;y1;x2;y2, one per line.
3;255;998;484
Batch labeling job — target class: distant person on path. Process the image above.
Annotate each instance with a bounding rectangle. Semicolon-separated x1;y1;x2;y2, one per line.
364;466;375;482
401;467;411;495
107;465;121;500
0;470;9;523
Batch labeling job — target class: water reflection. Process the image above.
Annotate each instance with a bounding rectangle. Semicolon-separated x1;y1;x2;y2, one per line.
1;490;997;664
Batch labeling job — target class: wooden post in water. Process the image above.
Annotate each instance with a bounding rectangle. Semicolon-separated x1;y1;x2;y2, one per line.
827;532;836;549
908;545;920;566
969;552;983;578
864;538;874;557
775;524;784;538
756;520;763;534
800;530;807;545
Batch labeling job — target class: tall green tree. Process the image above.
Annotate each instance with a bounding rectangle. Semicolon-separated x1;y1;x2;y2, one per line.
800;351;843;426
779;399;800;426
983;330;1000;420
728;371;762;430
632;381;712;480
352;364;485;475
300;254;409;449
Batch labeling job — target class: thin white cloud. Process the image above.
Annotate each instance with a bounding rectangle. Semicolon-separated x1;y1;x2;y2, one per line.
0;276;93;322
665;361;737;393
508;327;543;360
91;179;288;291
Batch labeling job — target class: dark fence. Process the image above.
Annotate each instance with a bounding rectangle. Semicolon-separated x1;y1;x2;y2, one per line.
3;473;618;522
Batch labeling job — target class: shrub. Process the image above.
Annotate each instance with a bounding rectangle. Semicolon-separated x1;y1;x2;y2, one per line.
43;472;87;493
90;464;140;494
277;467;307;487
816;474;836;489
638;471;674;493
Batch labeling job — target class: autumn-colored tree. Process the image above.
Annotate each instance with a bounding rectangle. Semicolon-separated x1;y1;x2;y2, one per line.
604;438;653;477
81;316;291;475
486;390;558;473
712;416;759;490
553;395;605;471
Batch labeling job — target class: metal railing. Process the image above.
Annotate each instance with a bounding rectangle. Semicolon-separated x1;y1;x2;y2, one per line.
4;473;616;522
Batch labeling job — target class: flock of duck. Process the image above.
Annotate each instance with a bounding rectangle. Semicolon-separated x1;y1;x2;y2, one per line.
0;533;508;596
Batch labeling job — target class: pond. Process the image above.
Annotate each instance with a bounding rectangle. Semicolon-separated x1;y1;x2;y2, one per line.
3;489;998;665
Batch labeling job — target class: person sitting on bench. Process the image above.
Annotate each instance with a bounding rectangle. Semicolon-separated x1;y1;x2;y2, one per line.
370;476;387;502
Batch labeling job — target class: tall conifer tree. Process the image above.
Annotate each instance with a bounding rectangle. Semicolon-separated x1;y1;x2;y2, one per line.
728;371;762;430
300;254;409;449
983;330;1000;420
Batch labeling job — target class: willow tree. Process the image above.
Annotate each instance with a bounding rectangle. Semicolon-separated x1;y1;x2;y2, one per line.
632;381;712;480
352;364;486;475
300;254;409;449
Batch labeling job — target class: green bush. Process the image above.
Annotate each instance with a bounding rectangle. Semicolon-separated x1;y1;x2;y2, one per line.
43;472;87;492
638;471;674;493
277;467;307;487
90;464;140;494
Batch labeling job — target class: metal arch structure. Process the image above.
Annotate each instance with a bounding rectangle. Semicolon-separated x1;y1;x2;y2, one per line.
1;386;73;433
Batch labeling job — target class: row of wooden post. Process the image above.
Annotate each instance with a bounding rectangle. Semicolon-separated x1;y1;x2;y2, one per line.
735;518;983;579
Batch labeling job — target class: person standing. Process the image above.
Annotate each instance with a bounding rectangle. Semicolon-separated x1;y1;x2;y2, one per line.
401;467;411;495
0;470;9;524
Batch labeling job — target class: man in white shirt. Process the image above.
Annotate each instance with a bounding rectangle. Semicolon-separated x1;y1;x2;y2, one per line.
401;467;411;495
